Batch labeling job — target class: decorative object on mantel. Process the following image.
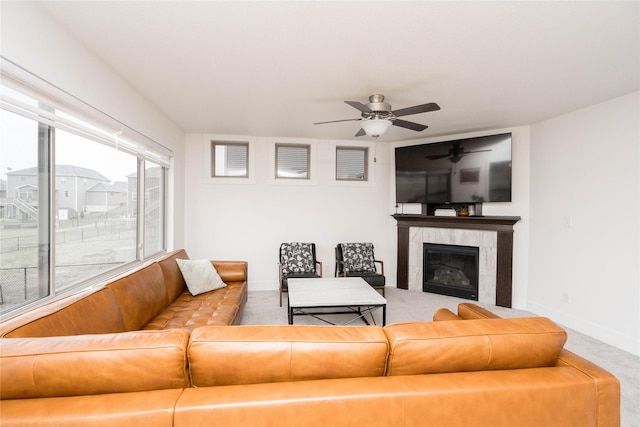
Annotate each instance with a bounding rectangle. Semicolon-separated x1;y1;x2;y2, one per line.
392;214;521;308
434;208;457;217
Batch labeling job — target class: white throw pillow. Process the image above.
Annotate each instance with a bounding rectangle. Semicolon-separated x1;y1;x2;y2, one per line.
176;259;226;296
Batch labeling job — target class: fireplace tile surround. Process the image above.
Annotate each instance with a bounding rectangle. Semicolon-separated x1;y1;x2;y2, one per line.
393;215;521;307
410;228;497;303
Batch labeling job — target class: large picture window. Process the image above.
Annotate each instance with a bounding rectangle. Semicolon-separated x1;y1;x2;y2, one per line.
54;129;138;290
0;72;171;315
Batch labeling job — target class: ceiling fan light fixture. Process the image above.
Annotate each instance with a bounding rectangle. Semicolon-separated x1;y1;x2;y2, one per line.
361;118;392;137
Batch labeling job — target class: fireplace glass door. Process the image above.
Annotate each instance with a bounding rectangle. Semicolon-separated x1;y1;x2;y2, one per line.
423;243;479;300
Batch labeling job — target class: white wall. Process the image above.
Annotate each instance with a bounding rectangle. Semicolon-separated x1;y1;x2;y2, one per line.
183;134;393;290
1;2;186;247
184;128;531;304
529;92;640;355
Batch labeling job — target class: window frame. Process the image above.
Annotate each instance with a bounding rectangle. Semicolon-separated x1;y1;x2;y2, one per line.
329;140;376;187
210;140;249;178
203;135;256;185
143;160;167;259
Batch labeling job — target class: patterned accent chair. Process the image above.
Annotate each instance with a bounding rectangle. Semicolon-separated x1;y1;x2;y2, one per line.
335;242;385;296
279;242;323;306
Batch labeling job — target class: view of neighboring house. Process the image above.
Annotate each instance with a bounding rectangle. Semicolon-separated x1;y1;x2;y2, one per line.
125;166;163;218
3;165;130;220
0;179;6;220
85;181;128;217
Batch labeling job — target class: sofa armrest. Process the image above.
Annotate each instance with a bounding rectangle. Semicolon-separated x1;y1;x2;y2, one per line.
212;261;248;283
457;303;501;319
555;349;620;427
432;308;463;321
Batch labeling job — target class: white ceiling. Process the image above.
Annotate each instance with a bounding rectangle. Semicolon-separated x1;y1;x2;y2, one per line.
35;1;639;142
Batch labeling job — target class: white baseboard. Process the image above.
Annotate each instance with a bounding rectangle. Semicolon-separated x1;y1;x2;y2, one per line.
247;280;278;291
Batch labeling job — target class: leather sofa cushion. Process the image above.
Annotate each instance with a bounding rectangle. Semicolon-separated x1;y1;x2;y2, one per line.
143;282;246;331
157;249;190;302
107;263;169;331
188;325;389;386
0;288;126;338
0;330;189;399
384;317;567;375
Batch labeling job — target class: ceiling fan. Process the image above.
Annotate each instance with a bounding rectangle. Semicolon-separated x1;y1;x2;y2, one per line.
314;94;440;138
426;142;491;164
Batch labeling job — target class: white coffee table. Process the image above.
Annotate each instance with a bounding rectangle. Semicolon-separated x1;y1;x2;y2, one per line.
287;277;387;326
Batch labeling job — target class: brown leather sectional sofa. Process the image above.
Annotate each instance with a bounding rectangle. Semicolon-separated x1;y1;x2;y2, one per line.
0;250;619;426
0;249;248;338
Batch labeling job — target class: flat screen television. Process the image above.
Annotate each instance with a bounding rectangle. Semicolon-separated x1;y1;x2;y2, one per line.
395;132;512;205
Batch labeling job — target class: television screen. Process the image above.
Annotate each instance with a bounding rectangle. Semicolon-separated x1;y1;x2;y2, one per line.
395;133;512;204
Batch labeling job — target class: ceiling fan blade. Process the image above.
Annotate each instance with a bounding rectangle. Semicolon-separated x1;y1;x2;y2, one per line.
392;119;428;132
392;102;440;117
465;149;492;154
313;118;362;125
426;154;451;160
345;101;372;113
355;128;366;137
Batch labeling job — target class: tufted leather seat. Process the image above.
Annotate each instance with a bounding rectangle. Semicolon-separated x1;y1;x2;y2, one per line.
144;283;245;331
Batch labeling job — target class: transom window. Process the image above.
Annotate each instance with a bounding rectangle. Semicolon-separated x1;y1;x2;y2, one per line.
211;141;249;178
336;146;368;181
275;144;310;179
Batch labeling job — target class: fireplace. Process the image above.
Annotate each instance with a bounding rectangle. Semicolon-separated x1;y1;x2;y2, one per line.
423;243;479;300
393;214;520;307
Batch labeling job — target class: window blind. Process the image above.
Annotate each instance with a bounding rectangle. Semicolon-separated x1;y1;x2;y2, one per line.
276;144;309;179
336;147;367;181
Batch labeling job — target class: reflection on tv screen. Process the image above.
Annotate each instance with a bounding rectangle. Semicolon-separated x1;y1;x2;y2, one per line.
395;133;512;204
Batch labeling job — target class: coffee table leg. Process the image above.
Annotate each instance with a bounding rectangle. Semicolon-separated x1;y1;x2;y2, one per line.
383;305;386;326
